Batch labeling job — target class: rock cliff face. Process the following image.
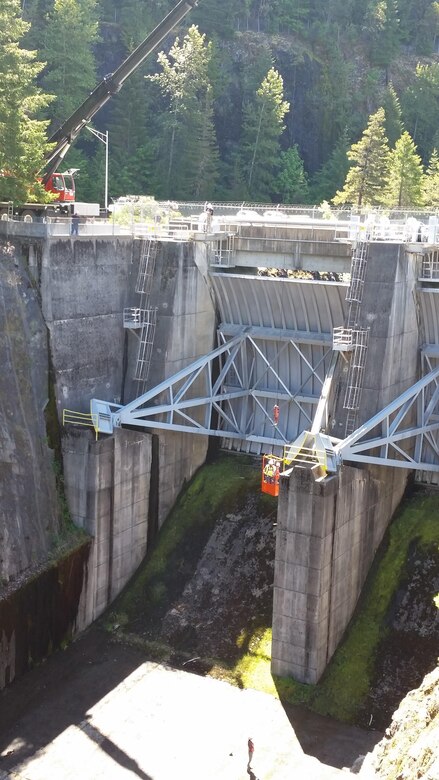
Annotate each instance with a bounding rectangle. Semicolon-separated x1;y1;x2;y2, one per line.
361;665;439;779
0;241;59;585
358;545;439;731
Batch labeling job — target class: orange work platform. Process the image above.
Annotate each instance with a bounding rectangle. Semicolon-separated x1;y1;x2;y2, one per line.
261;454;283;496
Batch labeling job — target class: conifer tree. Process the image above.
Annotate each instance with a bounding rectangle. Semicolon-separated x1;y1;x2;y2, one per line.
238;68;289;201
365;0;400;68
183;90;220;199
422;148;439;206
275;145;309;204
147;25;219;199
42;0;98;129
387;131;424;207
333;108;391;206
382;84;403;147
0;0;53;203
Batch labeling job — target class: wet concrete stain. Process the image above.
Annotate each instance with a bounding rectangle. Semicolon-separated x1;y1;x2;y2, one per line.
0;540;91;689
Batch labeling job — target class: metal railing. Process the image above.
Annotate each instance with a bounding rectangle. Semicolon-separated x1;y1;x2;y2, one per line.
3;202;439;244
333;327;354;351
62;409;98;439
421;250;439;280
123;307;149;328
283;442;327;471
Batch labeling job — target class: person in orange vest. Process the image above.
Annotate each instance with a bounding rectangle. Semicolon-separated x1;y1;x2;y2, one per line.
273;404;279;426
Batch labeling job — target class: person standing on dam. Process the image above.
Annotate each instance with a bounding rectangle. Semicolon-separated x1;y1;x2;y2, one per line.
204;202;214;232
70;212;79;236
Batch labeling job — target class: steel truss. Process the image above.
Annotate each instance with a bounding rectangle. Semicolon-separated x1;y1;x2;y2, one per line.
91;326;332;447
332;365;439;471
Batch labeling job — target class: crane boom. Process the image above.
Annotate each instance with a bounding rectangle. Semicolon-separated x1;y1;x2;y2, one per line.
42;0;198;183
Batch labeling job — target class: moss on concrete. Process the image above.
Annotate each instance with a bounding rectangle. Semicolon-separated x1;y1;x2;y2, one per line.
275;490;439;722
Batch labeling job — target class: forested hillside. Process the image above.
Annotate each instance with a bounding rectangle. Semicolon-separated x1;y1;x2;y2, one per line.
3;0;439;206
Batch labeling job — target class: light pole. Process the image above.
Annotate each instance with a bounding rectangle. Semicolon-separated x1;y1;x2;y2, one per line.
86;127;109;212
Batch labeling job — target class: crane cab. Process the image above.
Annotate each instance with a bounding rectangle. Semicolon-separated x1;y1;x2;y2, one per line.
261;454;282;496
44;171;76;202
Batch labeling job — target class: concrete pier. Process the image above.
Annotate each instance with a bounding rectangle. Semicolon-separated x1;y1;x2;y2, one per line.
272;464;408;683
272;241;421;682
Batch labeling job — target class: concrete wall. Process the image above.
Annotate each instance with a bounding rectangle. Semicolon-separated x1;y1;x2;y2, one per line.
332;244;420;436
54;237;216;615
124;240;216;525
272;463;408;683
39;236;133;412
63;427;152;626
0;541;91;689
232;224;352;273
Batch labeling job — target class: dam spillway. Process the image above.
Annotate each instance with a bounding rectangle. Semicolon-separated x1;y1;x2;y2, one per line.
1;207;439;686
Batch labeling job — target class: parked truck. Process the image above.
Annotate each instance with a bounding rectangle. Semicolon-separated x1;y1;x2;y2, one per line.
1;0;198;221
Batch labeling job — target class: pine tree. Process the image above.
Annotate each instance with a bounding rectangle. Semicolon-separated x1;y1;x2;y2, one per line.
333;108;391;206
387;131;424;207
382;84;403;147
364;0;400;68
147;25;219;199
0;0;53;203
42;0;98;130
275;145;309;204
183;90;220;200
237;68;289;201
422;148;439;206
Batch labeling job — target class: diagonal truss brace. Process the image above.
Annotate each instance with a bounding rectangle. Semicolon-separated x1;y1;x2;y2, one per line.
333;365;439;471
90;326;328;446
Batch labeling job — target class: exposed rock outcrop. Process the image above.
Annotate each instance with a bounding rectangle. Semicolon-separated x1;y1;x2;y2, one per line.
0;241;59;585
361;665;439;779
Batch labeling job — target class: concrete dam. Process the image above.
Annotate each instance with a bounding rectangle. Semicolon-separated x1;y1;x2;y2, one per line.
1;209;439;687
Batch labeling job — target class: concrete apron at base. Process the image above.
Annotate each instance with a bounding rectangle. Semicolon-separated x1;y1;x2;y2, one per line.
271;463;408;684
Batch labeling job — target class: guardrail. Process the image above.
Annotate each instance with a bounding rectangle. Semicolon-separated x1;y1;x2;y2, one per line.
62;409;98;439
2;206;439;244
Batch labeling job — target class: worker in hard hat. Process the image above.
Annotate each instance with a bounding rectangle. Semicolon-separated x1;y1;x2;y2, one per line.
263;458;276;484
205;202;214;233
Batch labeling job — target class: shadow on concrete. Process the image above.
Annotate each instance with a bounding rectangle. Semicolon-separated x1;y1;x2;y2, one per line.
0;627;146;772
83;720;153;780
280;700;382;770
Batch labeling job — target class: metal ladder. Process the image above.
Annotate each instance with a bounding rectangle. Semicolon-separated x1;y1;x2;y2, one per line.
343;328;370;435
332;240;370;437
123;238;158;388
